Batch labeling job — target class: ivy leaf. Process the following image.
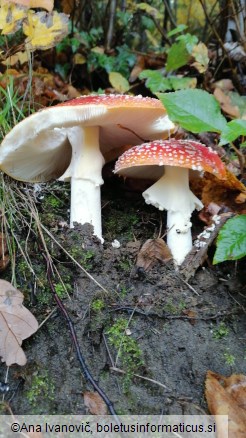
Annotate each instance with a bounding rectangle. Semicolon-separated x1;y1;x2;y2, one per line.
213;215;246;264
220;119;246;145
158;89;227;133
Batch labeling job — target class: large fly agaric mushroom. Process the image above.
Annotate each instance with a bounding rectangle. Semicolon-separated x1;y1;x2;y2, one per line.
114;139;226;265
0;94;174;241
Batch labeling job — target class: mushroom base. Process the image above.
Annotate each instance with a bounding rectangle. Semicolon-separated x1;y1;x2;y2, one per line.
167;211;192;266
143;166;203;265
70;178;103;241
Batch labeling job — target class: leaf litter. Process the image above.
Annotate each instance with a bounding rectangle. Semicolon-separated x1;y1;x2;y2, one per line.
0;279;38;366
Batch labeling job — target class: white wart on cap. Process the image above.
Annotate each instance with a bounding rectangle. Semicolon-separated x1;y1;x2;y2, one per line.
0;94;174;241
114;139;226;265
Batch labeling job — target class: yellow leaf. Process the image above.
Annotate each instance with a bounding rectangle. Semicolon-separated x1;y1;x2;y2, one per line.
2;50;29;65
4;0;54;11
136;2;162;20
23;10;69;51
108;72;130;93
0;3;26;34
191;42;209;73
145;29;159;48
73;53;86;65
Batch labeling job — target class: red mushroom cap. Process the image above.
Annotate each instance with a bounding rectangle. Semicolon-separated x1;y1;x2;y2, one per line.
114;139;226;180
56;93;167;109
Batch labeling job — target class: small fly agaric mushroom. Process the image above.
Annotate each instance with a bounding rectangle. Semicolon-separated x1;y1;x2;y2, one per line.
114;139;226;265
0;94;174;241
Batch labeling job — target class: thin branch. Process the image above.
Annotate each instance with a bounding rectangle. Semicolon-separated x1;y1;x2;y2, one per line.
105;0;117;51
43;253;121;423
198;0;244;93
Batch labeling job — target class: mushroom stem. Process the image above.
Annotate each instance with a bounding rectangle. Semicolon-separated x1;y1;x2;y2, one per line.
61;126;105;240
143;166;203;265
166;211;192;266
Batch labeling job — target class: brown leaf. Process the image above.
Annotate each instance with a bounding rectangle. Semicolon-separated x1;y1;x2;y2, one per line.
136;238;172;272
211;79;234;93
0;280;39;366
205;370;246;438
129;55;145;83
0;232;9;272
191;169;246;215
182;309;197;325
61;0;73;14
83;391;108;415
213;88;240;118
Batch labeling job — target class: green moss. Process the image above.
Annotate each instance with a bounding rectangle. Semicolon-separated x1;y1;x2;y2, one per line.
213;322;229;340
26;371;55;409
106;318;144;392
223;349;236;366
91;298;105;312
104;208;138;240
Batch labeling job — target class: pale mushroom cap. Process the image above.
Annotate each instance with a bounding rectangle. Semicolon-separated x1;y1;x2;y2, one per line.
0;94;174;182
114;139;226;180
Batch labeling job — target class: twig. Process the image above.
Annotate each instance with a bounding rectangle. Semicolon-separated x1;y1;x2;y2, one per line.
105;0;117;51
176;276;200;296
179;212;235;281
110;366;171;391
163;0;177;29
43;253;121;423
109;305;238;321
198;0;244;93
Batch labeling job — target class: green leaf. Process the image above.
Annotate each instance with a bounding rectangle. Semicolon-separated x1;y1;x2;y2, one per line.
167;24;187;37
176;33;198;53
220;119;246;145
139;70;172;93
139;70;197;93
213;215;246;264
169;76;197;90
166;40;190;71
158;89;227;133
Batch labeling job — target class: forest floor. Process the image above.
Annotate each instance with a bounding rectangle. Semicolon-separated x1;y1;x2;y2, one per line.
1;175;245;416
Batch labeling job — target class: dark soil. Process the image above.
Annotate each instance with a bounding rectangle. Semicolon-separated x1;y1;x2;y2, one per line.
1;178;246;416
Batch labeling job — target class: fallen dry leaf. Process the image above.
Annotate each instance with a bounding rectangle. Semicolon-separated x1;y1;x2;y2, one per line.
0;232;9;272
83;391;108;415
205;370;246;438
0;280;38;366
191;42;209;73
182;309;197;325
213;88;240;118
211;79;234;93
190;169;246;215
136;238;172;272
